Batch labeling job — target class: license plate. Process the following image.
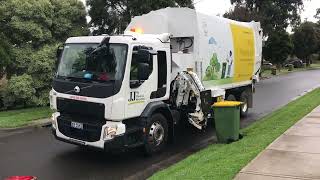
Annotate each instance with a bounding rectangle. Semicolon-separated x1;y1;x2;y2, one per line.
71;122;83;130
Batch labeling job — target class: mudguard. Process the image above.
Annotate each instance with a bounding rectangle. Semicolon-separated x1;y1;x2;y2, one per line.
141;101;171;118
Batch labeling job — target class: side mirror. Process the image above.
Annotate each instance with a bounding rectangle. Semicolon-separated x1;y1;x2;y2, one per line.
56;45;64;70
56;45;64;61
138;63;151;80
137;49;151;63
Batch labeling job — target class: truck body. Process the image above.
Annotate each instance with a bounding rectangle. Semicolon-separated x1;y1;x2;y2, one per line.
50;8;262;153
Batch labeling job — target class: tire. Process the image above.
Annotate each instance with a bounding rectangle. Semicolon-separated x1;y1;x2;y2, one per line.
226;94;236;101
144;113;168;155
240;91;249;117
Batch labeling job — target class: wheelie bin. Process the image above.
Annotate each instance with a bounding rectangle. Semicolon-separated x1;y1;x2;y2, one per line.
212;101;242;143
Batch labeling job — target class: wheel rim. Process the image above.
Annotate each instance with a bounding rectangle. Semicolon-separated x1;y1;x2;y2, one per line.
241;101;248;113
149;122;165;146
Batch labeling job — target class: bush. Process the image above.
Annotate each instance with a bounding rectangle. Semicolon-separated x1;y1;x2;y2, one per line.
0;45;56;109
1;74;36;109
0;0;88;110
288;64;294;71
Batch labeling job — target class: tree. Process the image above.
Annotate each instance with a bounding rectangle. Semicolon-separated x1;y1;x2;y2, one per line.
0;0;88;109
263;31;293;66
315;8;320;54
292;22;320;66
50;0;89;41
87;0;194;35
225;0;303;36
0;33;11;78
0;0;88;48
0;0;54;48
315;8;320;20
1;74;36;109
224;4;257;22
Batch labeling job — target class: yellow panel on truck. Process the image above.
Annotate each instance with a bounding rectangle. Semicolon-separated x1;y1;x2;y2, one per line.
231;24;255;83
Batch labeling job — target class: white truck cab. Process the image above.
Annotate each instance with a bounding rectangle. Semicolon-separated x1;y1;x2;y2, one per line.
50;8;262;154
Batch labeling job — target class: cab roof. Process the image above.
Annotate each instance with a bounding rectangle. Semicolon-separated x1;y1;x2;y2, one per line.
65;33;170;46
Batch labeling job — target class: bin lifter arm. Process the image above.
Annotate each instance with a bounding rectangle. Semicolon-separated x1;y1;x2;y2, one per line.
171;71;207;130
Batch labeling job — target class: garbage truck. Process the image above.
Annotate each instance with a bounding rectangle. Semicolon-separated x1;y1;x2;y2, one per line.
50;8;262;154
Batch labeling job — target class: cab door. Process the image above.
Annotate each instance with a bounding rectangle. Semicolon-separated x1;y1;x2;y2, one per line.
125;46;158;118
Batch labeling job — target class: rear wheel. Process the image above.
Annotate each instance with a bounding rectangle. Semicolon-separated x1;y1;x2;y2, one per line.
227;93;248;117
226;94;236;101
144;113;168;155
240;91;249;117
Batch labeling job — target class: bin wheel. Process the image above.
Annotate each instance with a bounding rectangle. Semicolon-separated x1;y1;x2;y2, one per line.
144;113;168;155
240;92;249;117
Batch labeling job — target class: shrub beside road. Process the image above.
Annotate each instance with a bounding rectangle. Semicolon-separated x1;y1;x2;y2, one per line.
261;61;320;78
0;107;51;128
150;88;320;180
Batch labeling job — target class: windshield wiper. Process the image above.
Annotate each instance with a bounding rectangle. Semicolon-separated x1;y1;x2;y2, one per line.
65;76;115;84
64;76;95;83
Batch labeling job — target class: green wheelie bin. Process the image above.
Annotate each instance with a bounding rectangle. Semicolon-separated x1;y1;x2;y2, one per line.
212;101;242;143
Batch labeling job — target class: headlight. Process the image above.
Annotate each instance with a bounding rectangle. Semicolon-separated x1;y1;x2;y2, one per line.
103;122;126;141
103;126;117;140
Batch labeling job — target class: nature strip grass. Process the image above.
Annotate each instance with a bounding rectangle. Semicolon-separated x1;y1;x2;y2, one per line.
150;88;320;180
0;107;51;128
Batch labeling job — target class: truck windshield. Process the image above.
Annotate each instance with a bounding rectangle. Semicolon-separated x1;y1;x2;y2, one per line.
57;43;128;83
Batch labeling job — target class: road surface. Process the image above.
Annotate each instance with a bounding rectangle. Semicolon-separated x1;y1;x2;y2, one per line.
1;70;320;180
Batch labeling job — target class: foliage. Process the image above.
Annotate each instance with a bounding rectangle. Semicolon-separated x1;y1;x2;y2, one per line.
224;4;257;22
0;0;88;110
263;31;293;66
87;0;194;35
224;0;303;36
315;8;320;20
151;88;320;180
1;74;36;109
50;0;89;41
292;22;320;66
0;0;54;48
0;0;88;48
2;44;58;109
0;33;11;78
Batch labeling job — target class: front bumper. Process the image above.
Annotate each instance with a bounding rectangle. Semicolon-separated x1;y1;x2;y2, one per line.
51;113;144;150
52;127;129;150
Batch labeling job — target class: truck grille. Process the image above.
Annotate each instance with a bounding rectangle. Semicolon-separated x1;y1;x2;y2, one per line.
57;98;105;119
57;114;105;142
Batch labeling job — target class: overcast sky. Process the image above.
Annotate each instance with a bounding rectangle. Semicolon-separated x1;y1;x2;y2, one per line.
81;0;319;23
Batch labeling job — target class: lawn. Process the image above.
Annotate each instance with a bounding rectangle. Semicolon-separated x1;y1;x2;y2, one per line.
150;88;320;180
0;107;51;128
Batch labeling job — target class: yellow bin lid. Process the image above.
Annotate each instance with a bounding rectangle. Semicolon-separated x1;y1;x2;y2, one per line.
212;101;243;107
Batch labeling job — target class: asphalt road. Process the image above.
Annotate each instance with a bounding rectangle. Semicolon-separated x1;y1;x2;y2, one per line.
1;70;320;180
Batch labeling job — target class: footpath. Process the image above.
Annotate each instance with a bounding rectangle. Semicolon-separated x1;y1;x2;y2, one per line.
235;105;320;180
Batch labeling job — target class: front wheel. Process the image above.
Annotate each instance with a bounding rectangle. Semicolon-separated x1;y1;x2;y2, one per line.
144;114;168;155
